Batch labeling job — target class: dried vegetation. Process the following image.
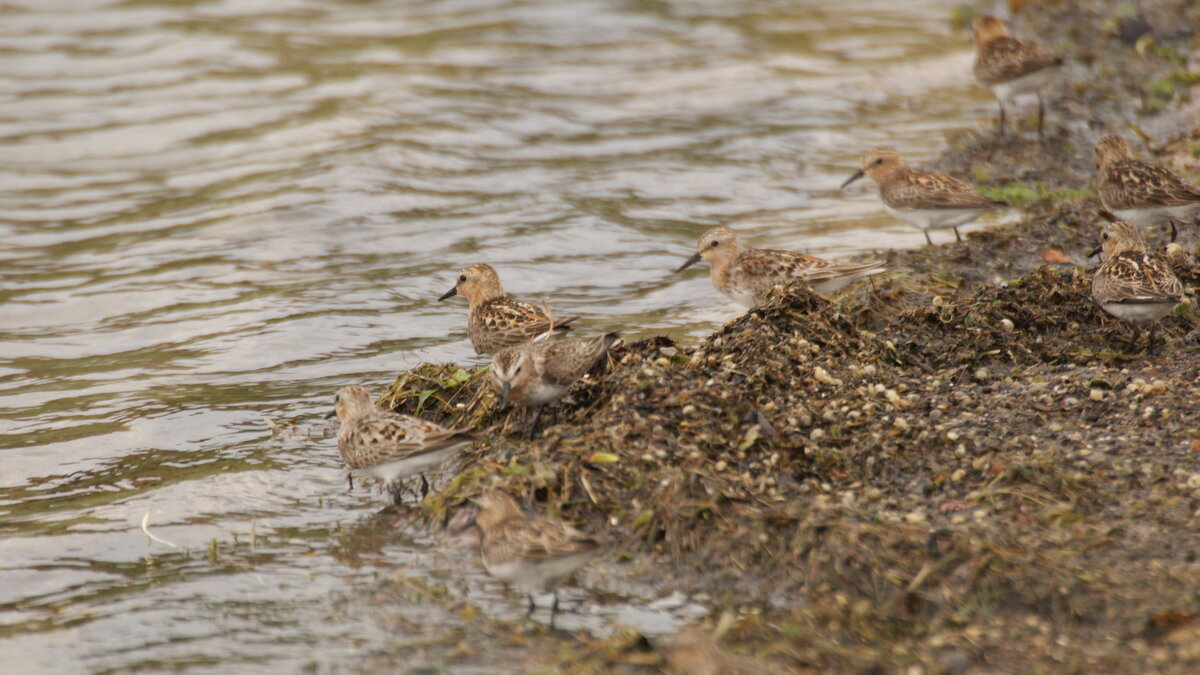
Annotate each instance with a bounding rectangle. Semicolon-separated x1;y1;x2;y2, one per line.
376;243;1200;671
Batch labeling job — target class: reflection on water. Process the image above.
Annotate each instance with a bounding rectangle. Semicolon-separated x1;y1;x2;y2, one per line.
0;0;991;670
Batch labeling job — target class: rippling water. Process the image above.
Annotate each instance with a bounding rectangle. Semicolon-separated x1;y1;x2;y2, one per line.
1;0;992;670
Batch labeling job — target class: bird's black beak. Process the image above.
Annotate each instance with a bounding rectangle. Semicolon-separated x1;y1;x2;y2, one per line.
325;410;337;420
840;168;865;189
500;381;511;408
437;287;458;301
676;252;703;273
1088;244;1103;259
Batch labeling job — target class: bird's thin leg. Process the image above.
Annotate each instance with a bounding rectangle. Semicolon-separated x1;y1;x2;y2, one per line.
953;227;962;243
1148;323;1161;353
997;101;1007;136
1036;91;1045;140
389;482;404;506
419;474;429;499
923;229;934;247
347;473;354;491
526;407;543;441
549;592;560;630
1122;325;1141;354
526;594;536;617
1170;220;1178;243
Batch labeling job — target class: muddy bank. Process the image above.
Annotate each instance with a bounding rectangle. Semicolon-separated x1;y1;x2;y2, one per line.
370;2;1200;672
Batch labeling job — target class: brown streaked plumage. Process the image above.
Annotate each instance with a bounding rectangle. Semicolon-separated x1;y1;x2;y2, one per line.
675;227;885;308
1090;221;1183;351
489;332;619;436
1096;135;1200;241
438;263;579;354
842;146;1007;245
473;489;600;624
331;385;476;499
972;15;1063;137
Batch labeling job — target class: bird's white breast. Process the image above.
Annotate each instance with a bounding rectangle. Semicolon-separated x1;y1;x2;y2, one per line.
1099;300;1178;323
358;445;464;483
884;204;988;230
992;66;1058;100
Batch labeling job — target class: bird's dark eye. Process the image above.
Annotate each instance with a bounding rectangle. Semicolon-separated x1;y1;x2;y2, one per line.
333;394;340;403
874;158;884;166
709;240;719;248
1102;232;1110;239
459;274;467;282
514;364;522;374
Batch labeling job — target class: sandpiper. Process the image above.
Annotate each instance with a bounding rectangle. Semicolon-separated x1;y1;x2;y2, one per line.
438;263;579;354
329;385;476;500
971;15;1063;138
1096;135;1200;242
842;146;1007;245
473;489;600;626
489;331;620;435
675;227;885;308
1089;220;1183;351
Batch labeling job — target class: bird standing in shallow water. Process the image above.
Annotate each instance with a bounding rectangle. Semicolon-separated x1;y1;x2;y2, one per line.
330;385;475;502
971;15;1063;139
1089;221;1183;352
438;263;578;354
472;489;600;628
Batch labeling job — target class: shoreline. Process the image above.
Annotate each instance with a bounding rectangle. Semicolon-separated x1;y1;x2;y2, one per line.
371;3;1200;672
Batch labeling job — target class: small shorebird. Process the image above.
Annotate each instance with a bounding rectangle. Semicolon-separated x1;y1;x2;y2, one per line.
489;331;620;435
675;226;885;308
329;385;476;500
1096;135;1200;242
438;263;579;354
473;489;600;626
842;146;1007;245
1089;221;1183;351
971;15;1063;138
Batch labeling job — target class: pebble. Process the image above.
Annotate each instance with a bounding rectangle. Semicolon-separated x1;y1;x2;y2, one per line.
1089;389;1104;402
813;366;841;385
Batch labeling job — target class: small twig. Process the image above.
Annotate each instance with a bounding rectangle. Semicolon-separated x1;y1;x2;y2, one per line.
579;472;599;504
141;509;179;549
